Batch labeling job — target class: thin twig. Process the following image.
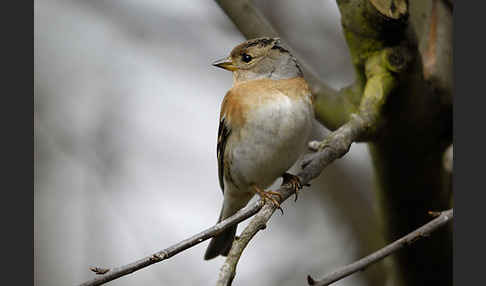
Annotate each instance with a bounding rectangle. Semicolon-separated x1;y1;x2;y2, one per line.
78;201;264;286
216;115;367;286
307;209;454;286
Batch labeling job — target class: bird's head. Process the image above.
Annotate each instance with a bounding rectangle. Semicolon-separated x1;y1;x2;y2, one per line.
213;37;302;83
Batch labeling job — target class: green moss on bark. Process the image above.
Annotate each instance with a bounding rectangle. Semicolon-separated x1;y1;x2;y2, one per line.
332;1;453;285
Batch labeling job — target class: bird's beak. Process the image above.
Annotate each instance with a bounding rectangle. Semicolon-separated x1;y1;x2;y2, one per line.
212;57;237;71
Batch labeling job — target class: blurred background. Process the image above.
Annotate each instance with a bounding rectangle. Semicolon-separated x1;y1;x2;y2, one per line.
34;1;389;285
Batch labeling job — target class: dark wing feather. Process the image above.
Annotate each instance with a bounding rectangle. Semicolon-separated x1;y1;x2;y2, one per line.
217;116;231;193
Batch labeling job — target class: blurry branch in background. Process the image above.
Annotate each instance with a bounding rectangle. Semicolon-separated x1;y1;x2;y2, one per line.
307;209;454;286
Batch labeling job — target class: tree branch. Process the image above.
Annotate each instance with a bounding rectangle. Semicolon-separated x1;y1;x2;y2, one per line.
78;201;264;286
307;209;454;286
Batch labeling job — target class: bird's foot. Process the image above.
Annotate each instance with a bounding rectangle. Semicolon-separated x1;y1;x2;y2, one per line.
282;173;303;202
252;185;283;214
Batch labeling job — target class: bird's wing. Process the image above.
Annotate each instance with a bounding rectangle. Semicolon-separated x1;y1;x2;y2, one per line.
217;115;231;193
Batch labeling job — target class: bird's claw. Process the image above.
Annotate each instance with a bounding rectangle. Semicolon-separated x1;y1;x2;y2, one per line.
260;191;284;215
252;185;284;215
282;173;303;202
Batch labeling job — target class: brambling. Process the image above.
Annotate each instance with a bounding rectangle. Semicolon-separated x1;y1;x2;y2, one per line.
204;38;314;260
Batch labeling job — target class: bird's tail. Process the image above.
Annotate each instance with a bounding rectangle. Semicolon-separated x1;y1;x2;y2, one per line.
204;210;237;260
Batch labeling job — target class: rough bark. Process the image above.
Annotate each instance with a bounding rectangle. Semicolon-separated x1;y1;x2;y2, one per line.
334;1;453;285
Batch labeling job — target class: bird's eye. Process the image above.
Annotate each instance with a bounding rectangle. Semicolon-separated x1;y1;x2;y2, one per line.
241;53;252;63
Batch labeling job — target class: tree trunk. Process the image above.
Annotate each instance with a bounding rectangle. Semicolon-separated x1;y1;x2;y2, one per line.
334;0;453;285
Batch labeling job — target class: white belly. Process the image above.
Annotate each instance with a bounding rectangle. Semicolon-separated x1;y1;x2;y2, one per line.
228;96;313;190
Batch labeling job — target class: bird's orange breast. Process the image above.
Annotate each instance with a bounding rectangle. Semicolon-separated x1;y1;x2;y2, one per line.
220;77;311;128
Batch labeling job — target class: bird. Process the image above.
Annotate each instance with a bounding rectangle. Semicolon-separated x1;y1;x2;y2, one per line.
204;37;314;260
